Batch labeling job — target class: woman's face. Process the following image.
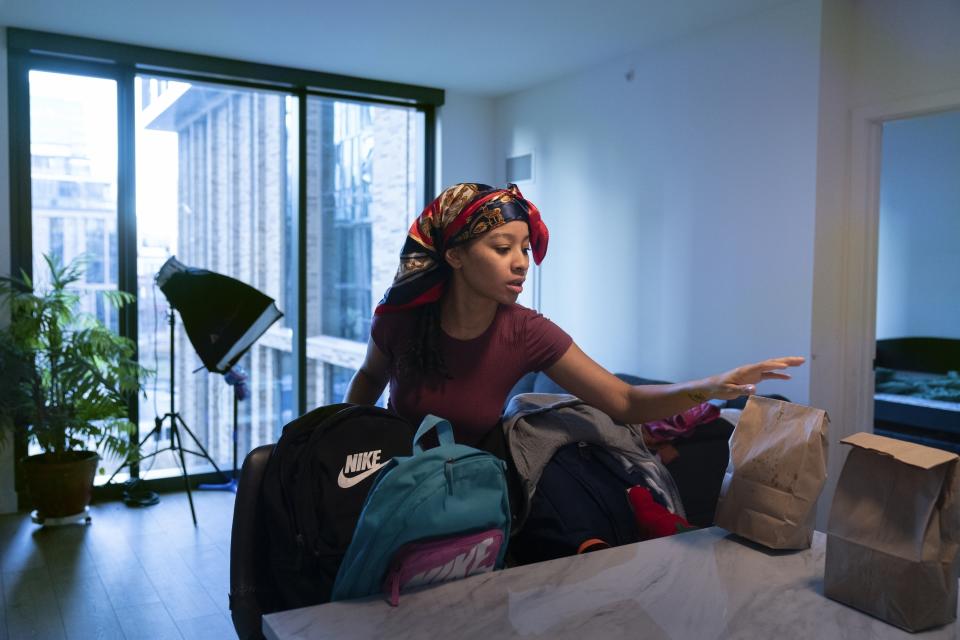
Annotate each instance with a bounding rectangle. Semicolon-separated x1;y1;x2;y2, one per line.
447;220;530;305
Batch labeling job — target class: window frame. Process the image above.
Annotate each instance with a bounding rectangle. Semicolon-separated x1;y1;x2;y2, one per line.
7;27;442;496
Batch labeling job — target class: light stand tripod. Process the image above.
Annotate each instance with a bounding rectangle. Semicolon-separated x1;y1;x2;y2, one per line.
106;309;230;526
108;255;282;525
197;377;241;493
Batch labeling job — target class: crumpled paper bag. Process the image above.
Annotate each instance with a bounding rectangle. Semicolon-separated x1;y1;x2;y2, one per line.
714;395;829;549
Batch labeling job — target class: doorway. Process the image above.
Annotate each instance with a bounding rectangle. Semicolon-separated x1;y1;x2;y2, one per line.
872;109;960;451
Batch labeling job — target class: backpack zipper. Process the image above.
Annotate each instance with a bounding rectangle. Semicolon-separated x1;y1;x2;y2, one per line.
585;445;642;545
277;434;310;566
444;459;455;495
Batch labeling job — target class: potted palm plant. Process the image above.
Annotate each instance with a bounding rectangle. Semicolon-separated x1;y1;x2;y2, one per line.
0;254;150;519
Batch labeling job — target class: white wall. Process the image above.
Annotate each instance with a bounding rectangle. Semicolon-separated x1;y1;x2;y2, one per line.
811;0;960;526
437;91;497;188
0;29;17;514
876;109;960;340
493;0;822;402
437;91;536;304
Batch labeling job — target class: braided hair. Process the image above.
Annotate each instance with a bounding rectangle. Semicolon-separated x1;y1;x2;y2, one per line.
396;300;450;387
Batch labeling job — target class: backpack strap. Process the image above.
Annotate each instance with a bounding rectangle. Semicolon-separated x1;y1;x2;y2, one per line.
413;415;455;453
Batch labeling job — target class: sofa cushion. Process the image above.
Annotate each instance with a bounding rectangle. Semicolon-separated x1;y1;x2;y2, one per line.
614;373;669;387
507;372;537;401
509;372;785;409
532;373;567;395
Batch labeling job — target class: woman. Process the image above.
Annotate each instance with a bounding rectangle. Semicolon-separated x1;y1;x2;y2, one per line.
344;182;803;445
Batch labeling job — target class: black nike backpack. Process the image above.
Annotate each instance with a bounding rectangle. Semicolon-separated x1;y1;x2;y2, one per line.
259;403;417;610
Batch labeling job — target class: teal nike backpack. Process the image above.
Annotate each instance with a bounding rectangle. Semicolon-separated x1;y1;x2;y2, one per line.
331;415;511;604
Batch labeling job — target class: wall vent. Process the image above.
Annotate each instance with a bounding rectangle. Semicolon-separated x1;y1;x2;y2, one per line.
506;153;533;183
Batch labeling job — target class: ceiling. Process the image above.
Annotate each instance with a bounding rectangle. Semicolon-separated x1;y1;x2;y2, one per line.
0;0;792;97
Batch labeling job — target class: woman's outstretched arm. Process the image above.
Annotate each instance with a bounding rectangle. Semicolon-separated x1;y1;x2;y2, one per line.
344;338;391;404
544;343;804;424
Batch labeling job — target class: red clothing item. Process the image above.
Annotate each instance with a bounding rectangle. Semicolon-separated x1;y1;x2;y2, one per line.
626;486;695;539
371;303;573;445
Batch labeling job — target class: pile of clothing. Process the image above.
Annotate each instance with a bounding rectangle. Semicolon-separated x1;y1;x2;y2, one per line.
501;393;735;564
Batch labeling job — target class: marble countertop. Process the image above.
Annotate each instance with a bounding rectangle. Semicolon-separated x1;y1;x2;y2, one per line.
263;527;959;640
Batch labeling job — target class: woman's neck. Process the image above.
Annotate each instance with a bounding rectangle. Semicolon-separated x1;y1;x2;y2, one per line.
439;288;499;340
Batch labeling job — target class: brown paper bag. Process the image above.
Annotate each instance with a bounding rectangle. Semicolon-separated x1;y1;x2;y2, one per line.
824;432;960;632
714;395;829;549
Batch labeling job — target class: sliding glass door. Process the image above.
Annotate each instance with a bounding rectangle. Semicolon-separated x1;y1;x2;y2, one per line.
134;76;297;478
304;98;423;409
29;70;119;329
26;70;123;473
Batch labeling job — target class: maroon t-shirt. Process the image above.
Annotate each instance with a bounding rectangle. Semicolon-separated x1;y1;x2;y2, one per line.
371;303;573;445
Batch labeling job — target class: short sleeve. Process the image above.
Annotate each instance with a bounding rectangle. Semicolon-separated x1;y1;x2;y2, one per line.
522;308;573;372
370;312;394;359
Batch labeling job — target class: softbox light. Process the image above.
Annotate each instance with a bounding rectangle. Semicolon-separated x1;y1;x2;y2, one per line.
156;256;283;374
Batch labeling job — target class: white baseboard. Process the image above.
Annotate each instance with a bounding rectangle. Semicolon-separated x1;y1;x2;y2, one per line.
0;488;18;514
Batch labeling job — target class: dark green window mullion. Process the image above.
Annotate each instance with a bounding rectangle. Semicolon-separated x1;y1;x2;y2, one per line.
6;48;31;503
11;55;118;80
116;65;140;477
7;49;31;282
422;105;436;206
304;88;421;111
295;89;308;419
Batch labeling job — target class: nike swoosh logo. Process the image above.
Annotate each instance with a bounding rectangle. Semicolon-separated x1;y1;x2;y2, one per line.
337;462;386;489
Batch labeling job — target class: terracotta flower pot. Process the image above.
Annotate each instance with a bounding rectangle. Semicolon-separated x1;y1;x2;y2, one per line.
23;451;99;518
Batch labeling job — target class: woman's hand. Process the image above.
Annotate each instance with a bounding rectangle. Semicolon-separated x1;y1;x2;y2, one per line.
704;356;806;401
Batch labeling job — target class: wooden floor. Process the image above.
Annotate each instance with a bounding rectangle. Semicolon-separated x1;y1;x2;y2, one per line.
0;489;238;639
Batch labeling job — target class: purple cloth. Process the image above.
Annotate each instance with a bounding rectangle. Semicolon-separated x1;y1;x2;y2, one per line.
224;366;249;401
644;402;721;443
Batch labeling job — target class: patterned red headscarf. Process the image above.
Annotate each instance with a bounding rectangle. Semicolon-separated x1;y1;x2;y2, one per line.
375;183;549;314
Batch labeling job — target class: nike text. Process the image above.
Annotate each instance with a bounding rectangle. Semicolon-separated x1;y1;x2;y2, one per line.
344;450;382;474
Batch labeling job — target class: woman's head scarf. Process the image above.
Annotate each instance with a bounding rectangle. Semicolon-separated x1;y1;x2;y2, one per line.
375;183;548;314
